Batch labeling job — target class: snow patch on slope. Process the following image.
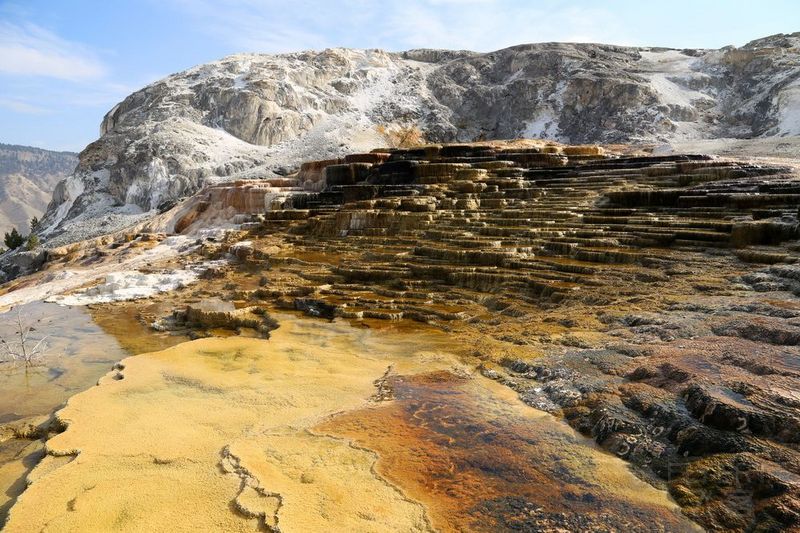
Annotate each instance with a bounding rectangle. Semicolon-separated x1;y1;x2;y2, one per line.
522;109;558;139
520;80;566;140
640;50;707;107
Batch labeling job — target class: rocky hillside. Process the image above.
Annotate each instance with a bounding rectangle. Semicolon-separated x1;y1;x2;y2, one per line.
0;144;77;236
38;33;800;244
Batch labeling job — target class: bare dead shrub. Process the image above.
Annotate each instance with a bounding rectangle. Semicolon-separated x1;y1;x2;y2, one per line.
0;307;48;367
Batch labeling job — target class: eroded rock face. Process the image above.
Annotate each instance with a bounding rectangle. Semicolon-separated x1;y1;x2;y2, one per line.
37;33;800;245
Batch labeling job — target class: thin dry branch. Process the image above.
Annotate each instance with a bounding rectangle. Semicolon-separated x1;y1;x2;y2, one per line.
0;307;49;367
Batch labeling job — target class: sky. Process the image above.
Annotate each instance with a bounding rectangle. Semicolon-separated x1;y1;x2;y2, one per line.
0;0;798;152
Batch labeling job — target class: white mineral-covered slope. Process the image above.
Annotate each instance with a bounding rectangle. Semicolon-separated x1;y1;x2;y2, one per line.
0;236;198;310
31;33;800;246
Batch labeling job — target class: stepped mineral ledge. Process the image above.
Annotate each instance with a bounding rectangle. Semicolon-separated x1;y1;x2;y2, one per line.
3;28;800;533
13;33;800;252
2;139;799;531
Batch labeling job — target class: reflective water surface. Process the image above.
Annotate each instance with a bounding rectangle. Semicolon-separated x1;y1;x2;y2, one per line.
0;301;184;522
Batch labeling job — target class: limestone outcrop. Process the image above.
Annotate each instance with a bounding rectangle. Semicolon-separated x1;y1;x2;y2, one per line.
35;33;800;246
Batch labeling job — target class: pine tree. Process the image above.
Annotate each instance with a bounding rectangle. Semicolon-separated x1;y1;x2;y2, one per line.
4;228;24;250
25;234;39;251
29;216;40;233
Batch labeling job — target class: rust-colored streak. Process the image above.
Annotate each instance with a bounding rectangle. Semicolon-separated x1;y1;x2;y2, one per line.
319;371;698;532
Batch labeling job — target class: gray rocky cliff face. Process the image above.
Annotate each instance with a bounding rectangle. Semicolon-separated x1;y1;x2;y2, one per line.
36;33;800;244
426;43;657;142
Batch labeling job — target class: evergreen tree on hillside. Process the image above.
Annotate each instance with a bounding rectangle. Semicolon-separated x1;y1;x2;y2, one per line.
30;216;40;233
4;228;24;250
25;234;39;251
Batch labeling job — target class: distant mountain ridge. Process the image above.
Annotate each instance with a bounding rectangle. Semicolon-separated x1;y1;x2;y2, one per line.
0;144;77;236
31;32;800;245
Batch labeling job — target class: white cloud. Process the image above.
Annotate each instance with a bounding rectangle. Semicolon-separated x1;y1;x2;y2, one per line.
0;22;107;81
0;19;157;128
167;0;330;52
423;0;498;4
381;3;636;51
165;0;636;54
0;97;48;114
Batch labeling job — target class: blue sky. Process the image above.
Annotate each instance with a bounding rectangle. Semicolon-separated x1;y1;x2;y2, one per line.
1;0;798;152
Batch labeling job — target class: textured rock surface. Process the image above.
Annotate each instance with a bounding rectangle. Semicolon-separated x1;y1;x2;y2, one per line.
37;33;800;245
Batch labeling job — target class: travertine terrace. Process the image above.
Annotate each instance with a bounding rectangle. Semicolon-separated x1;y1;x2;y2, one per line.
165;139;800;530
22;34;800;251
3;139;800;532
5;8;800;531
